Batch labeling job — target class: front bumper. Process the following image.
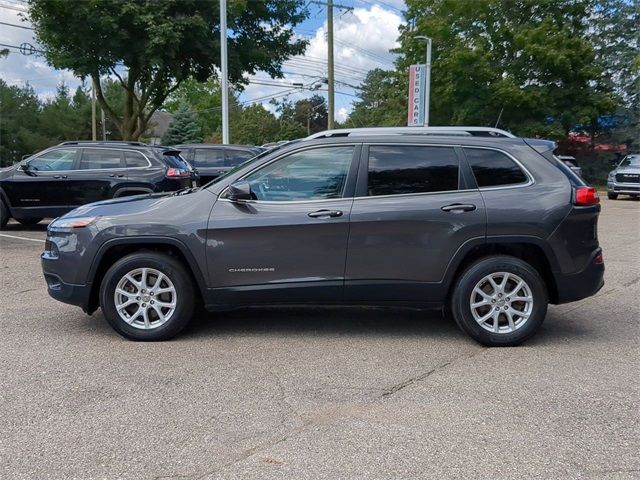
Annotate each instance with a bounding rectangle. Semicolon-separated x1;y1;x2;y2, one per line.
607;181;640;195
42;270;92;312
553;249;604;304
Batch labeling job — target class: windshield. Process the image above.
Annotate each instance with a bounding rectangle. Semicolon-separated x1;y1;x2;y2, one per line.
159;150;192;169
619;154;640;168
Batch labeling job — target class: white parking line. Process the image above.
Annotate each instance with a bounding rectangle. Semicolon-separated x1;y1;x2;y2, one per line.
0;233;44;243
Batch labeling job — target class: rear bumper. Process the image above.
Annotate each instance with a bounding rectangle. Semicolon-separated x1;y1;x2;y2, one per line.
553;249;604;304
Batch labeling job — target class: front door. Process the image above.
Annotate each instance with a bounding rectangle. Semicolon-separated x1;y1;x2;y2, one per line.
206;144;360;305
5;148;78;215
344;144;486;303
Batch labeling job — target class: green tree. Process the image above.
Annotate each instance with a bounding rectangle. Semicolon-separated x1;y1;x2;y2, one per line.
161;104;202;145
28;0;309;140
395;0;619;138
231;104;280;145
347;69;407;127
165;78;223;139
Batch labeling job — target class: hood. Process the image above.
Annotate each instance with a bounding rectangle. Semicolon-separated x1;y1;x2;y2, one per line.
60;191;178;220
0;164;18;179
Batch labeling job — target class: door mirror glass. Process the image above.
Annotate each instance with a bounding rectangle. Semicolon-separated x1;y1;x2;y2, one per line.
226;180;254;201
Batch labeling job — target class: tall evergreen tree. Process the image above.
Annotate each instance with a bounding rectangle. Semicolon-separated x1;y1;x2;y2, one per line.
161;104;202;145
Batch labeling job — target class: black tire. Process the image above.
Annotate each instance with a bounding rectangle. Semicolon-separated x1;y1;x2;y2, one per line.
0;201;8;230
16;217;43;226
607;192;618;200
99;252;195;341
451;255;548;347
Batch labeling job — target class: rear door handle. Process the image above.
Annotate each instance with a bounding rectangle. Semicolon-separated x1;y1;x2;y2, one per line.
441;203;476;213
53;175;68;179
109;173;125;178
308;209;343;218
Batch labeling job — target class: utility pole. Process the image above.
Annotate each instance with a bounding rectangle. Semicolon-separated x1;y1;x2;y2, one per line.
101;108;107;141
327;0;334;130
91;78;97;141
220;0;230;144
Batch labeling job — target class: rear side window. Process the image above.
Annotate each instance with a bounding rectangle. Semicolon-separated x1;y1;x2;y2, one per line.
465;148;528;187
124;151;149;168
367;145;459;196
79;149;123;170
193;148;224;168
226;149;255;167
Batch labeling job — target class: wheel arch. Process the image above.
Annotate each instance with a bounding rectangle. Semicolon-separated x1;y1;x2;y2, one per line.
86;237;207;314
443;236;560;304
113;187;154;198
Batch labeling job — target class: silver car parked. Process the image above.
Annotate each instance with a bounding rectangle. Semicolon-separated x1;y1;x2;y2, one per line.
608;154;640;200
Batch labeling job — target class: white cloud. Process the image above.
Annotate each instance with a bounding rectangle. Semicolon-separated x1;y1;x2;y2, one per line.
240;5;403;121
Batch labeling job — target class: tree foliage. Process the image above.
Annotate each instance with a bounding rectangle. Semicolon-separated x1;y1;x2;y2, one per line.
347;69;407;128
394;0;620;138
28;0;309;140
161;104;203;145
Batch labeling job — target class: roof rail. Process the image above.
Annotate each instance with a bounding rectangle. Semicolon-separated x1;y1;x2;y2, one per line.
58;140;147;146
304;126;516;140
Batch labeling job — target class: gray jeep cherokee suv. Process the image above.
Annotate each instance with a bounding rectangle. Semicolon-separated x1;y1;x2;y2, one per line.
41;129;604;346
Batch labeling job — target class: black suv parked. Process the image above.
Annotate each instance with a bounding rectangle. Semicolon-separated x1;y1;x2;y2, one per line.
174;144;264;184
41;128;604;346
0;141;198;228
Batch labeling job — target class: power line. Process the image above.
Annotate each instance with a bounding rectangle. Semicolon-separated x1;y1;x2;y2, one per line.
0;20;34;30
0;3;28;13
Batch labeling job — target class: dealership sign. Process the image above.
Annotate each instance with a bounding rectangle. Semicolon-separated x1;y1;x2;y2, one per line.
407;64;426;126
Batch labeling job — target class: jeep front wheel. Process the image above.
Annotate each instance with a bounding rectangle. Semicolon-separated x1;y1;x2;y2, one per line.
451;256;548;347
99;252;195;341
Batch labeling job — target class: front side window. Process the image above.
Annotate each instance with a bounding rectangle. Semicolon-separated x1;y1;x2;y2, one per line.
193;148;224;168
79;149;123;170
28;148;77;171
244;146;354;201
367;146;459;196
620;154;640;168
465;148;528;187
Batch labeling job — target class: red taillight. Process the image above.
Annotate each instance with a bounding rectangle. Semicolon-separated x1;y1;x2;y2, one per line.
595;252;604;264
166;168;191;178
574;186;600;206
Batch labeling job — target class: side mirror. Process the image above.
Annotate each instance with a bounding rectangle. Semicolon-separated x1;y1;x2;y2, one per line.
18;163;36;176
226;180;253;202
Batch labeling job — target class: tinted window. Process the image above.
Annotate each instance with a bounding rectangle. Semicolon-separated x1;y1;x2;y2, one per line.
465;148;528;187
244;146;354;201
79;149;123;170
28;148;77;171
620;154;640;167
161;152;191;169
225;149;255;167
125;151;149;168
193;148;224;168
367;146;459;196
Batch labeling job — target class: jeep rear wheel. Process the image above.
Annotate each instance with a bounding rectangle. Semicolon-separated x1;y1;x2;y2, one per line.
99;252;195;341
451;256;548;347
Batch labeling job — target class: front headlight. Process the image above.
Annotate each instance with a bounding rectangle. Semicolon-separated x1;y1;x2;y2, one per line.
607;171;615;180
49;216;98;230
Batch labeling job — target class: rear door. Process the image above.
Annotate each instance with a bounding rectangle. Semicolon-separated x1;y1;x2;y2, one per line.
344;143;486;303
66;148;126;205
206;144;360;304
193;147;226;183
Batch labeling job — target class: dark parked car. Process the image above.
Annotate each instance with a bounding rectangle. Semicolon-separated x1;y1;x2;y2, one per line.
557;155;583;178
174;144;264;184
42;128;604;346
0;141;198;229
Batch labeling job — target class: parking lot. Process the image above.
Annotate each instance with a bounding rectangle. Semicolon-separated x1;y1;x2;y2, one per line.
0;197;638;479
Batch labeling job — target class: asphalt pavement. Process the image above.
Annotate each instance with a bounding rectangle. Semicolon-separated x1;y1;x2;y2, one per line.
0;197;638;479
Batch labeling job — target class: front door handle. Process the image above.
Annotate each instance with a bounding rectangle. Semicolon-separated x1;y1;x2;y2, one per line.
53;175;68;179
109;173;125;178
441;203;476;213
308;209;343;218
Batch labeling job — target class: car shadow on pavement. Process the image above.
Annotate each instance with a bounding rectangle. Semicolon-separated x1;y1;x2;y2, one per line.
3;220;50;232
176;306;463;341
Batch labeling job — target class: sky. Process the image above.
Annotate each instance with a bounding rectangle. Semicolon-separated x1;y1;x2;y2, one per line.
0;0;405;122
